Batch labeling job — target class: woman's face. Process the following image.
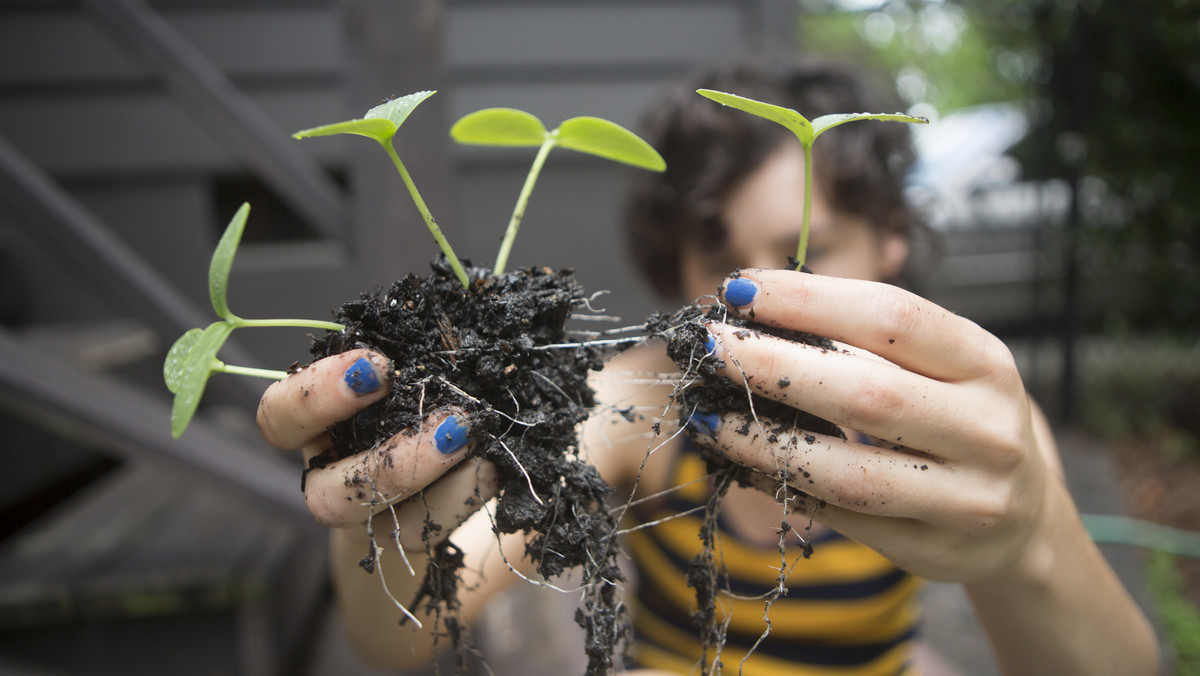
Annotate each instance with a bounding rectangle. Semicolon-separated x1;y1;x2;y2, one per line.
679;141;908;302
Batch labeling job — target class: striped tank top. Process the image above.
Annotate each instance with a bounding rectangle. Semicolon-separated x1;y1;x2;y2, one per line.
625;441;922;675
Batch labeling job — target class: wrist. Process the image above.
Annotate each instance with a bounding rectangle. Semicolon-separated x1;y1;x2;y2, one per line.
962;469;1160;675
970;475;1074;595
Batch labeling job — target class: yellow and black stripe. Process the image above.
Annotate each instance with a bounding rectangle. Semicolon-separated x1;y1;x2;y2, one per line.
625;443;922;675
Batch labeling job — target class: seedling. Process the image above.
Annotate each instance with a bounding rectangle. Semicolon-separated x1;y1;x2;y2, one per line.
295;94;664;282
294;91;471;288
165;90;665;673
166;93;664;441
696;89;927;269
450;108;664;274
163;203;345;438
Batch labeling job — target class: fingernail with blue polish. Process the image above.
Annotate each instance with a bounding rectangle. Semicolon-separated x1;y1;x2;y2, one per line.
435;415;471;455
724;277;759;309
703;331;718;357
344;356;383;395
687;410;721;436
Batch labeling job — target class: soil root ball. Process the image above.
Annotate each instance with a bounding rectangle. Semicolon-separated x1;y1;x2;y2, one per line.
310;258;627;674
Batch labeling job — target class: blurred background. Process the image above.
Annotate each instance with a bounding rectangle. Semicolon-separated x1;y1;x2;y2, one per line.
0;0;1197;674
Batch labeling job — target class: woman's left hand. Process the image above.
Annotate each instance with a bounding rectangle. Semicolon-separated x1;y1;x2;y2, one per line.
692;268;1055;584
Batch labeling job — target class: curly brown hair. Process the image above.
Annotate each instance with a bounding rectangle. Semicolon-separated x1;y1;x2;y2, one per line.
623;57;919;300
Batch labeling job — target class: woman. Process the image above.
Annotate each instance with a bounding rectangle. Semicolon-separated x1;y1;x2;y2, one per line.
256;58;1158;674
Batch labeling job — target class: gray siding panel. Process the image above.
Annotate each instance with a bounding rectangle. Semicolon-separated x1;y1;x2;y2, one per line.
0;89;348;175
0;3;805;672
0;13;133;86
1;0;785;331
0;179;212;326
446;5;741;70
0;8;340;86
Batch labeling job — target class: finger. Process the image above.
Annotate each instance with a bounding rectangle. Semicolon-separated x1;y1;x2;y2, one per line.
706;323;983;459
391;458;500;551
719;269;1012;383
687;411;949;521
304;409;474;528
258;349;390;450
723;462;936;575
804;501;927;567
809;503;991;583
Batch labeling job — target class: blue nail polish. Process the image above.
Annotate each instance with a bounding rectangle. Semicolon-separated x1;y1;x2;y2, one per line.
435;415;470;454
344;357;382;395
687;410;721;436
703;332;717;357
724;278;758;308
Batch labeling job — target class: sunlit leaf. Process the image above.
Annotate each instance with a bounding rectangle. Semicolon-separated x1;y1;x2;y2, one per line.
451;108;548;147
210;203;249;322
292;90;437;145
164;328;203;394
364;90;437;129
812;112;929;139
170;322;235;438
292;117;398;144
696;89;815;146
556;117;666;171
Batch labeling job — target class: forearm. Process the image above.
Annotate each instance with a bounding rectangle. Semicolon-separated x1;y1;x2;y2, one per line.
965;478;1159;675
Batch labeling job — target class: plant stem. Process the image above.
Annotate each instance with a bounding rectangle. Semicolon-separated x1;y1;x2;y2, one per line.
379;140;471;289
215;363;290;380
494;136;555;275
796;142;814;271
239;318;345;332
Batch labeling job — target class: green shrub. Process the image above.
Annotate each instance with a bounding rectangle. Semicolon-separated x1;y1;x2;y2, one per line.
1148;551;1200;674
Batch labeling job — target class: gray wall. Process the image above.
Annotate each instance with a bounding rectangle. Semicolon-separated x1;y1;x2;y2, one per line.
0;1;352;363
1;0;796;363
0;4;795;673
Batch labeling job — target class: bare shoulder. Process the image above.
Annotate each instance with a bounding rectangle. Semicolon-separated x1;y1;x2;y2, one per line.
584;344;682;493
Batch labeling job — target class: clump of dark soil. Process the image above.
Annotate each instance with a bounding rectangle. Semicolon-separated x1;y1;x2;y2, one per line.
309;257;627;675
646;300;846;450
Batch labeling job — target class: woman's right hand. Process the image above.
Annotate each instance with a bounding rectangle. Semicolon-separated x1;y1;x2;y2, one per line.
255;348;500;548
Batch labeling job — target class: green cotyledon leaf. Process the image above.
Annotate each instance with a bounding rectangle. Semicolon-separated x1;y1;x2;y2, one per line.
450;108;548;147
293;90;437;145
812;112;929;139
696;89;815;147
555;117;666;171
209;202;249;322
163;328;203;394
170;322;234;438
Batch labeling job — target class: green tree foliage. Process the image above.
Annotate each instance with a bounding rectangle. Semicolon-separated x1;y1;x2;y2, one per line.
1029;1;1200;335
797;0;1035;113
1149;552;1200;675
799;0;1199;335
